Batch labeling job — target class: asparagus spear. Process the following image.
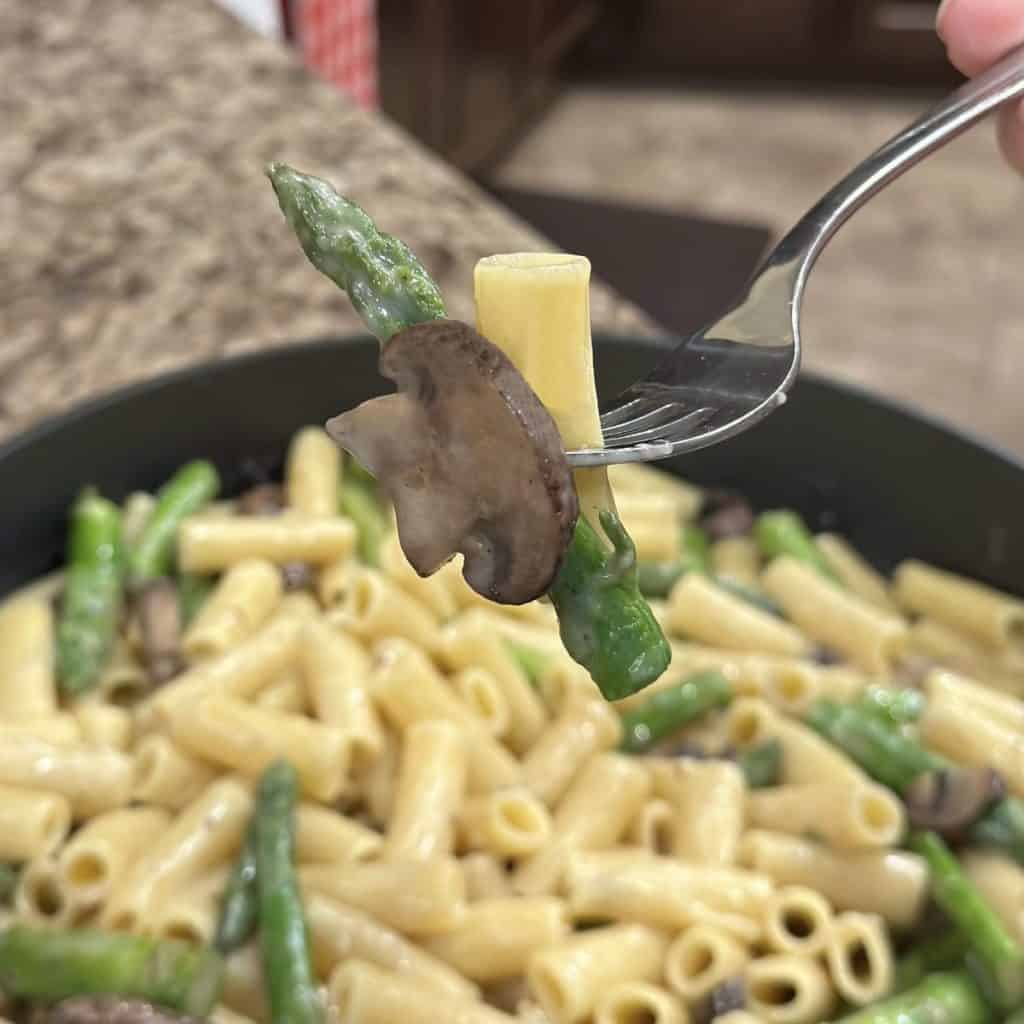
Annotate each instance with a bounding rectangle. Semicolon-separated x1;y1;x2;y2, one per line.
855;686;926;728
504;639;549;688
805;699;944;791
909;831;1024;1010
808;699;1024;863
129;461;220;585
56;488;125;696
737;739;784;788
266;162;446;341
213;822;259;955
891;931;969;994
755;510;837;581
268;162;671;700
620;670;732;753
256;760;323;1024
549;510;671;700
338;476;386;567
831;970;990;1024
633;527;709;600
0;926;222;1016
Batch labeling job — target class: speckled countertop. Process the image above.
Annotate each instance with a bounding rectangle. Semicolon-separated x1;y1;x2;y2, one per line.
0;0;653;445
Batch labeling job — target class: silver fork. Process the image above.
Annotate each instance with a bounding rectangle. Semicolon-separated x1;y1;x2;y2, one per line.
566;43;1024;468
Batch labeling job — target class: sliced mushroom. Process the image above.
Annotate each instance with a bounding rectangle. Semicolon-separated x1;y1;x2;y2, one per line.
136;578;183;685
237;483;285;516
693;976;747;1024
326;319;578;604
281;561;315;592
700;488;755;540
45;997;198;1024
903;766;1006;837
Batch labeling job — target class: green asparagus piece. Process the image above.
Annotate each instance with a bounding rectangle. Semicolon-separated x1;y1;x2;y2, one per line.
831;971;990;1024
56;489;125;696
680;524;710;572
129;461;220;584
714;578;785;617
909;831;1024;1010
270;163;670;700
551;511;672;701
504;640;549;688
620;670;732;753
339;477;386;566
812;700;1024;865
805;699;944;791
266;162;446;343
755;510;837;580
0;926;223;1015
256;760;323;1024
214;823;258;955
0;863;19;904
892;932;969;994
636;562;685;599
178;573;215;626
971;796;1024;865
633;523;712;596
738;739;784;788
855;686;926;728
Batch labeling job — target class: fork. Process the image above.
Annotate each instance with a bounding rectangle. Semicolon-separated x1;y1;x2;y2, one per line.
565;43;1024;468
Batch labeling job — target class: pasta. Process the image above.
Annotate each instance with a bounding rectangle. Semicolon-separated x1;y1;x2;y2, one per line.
422;899;569;982
761;557;908;673
824;911;893;1007
745;782;905;849
894;559;1024;651
593;982;687;1024
178;516;356;572
285;426;341;517
664;923;750;1002
667;573;810;657
183;558;283;660
6;421;1024;1024
385;718;466;861
744;954;835;1024
760;885;834;957
0;784;71;862
739;831;928;927
526;924;668;1024
0;598;57;719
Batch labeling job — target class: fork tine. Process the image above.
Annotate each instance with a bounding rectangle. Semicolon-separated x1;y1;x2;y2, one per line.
599;397;660;429
602;403;683;439
606;406;717;447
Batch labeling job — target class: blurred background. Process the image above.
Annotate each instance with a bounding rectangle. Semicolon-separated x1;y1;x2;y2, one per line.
3;0;1023;458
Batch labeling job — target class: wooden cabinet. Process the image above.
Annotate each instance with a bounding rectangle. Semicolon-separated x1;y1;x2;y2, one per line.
570;0;959;85
378;0;599;172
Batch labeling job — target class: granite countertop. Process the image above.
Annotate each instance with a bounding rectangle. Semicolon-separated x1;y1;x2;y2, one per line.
0;0;654;446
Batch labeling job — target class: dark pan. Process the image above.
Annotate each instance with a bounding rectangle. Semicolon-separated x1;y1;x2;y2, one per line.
1;334;1021;598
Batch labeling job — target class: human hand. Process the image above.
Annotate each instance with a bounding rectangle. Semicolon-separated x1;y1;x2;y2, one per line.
937;0;1024;170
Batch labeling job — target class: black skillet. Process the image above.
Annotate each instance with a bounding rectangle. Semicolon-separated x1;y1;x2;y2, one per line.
1;334;1021;599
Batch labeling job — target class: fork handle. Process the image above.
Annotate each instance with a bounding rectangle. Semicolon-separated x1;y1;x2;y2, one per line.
776;41;1024;273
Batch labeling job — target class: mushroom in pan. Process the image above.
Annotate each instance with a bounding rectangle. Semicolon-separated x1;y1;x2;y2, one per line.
236;483;285;516
326;319;578;605
903;766;1006;838
136;578;183;685
42;997;198;1024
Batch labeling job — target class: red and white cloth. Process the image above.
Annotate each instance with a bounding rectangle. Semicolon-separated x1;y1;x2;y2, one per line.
292;0;379;110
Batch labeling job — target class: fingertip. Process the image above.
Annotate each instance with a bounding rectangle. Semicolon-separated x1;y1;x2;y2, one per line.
939;0;1024;76
996;102;1024;174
